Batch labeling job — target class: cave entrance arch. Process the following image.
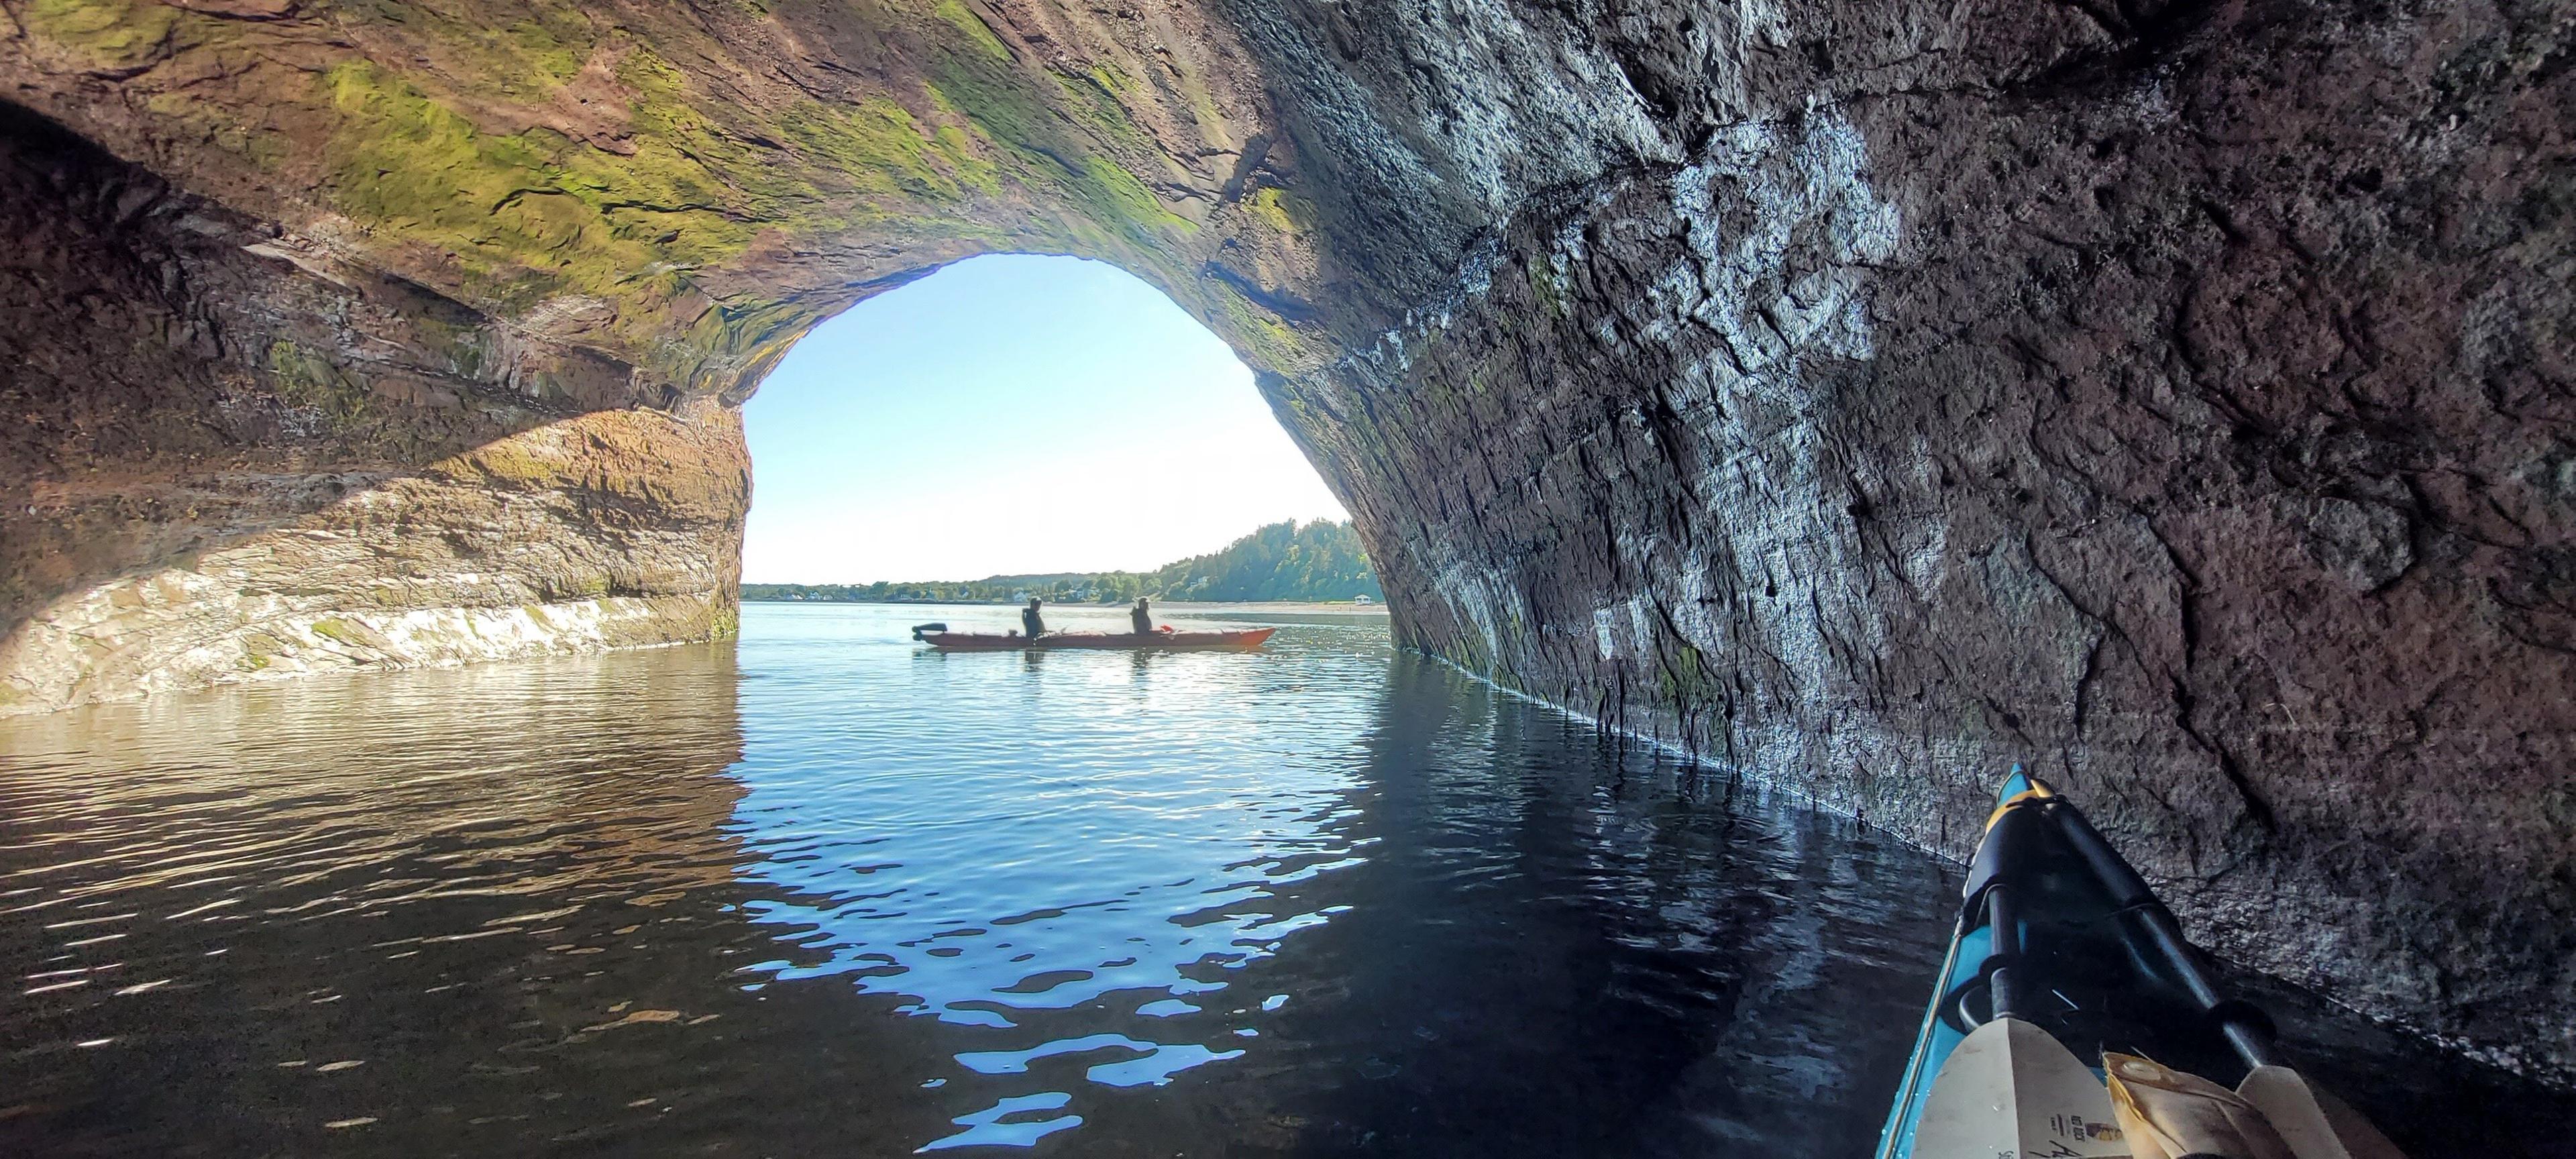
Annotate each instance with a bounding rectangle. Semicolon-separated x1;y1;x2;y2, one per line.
4;0;2574;1083
737;254;1347;592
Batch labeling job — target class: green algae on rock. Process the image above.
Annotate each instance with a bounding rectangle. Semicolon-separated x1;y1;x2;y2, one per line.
4;0;2576;1099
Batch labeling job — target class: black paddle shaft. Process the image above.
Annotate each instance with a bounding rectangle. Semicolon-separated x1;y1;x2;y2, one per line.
1952;781;2285;1073
2041;793;2286;1070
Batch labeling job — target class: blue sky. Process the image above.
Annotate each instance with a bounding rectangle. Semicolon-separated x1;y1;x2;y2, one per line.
741;255;1349;583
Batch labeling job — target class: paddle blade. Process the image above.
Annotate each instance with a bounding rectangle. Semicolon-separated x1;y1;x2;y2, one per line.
2236;1064;2410;1159
1912;1018;2131;1158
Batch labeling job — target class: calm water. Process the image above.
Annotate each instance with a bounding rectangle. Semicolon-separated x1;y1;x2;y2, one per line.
0;604;2562;1156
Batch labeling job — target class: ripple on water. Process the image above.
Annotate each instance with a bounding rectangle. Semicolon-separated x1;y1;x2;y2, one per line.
723;608;1385;1151
3;602;2557;1158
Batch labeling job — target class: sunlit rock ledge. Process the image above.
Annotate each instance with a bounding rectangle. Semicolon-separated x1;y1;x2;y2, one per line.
3;0;2571;1087
1;399;745;715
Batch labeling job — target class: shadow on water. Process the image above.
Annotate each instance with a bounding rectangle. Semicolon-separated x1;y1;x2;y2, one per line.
0;602;2570;1156
1136;653;1963;1158
0;645;761;1153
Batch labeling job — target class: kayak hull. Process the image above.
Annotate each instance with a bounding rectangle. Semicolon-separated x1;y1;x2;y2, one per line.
918;628;1276;651
1876;771;2359;1159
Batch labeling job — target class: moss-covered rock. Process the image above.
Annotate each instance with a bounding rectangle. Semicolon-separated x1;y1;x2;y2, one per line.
7;0;2576;1095
4;0;1307;391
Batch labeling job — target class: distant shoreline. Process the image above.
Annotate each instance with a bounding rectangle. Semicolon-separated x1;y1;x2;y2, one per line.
746;597;1389;616
740;522;1385;608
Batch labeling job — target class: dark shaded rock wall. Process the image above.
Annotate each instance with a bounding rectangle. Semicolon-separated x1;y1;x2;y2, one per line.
2;0;2570;1085
0;101;746;709
1253;0;2576;1082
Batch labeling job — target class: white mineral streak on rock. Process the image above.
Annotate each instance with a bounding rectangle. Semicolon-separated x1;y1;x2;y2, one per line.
1436;560;1529;677
1389;0;1675;213
1674;103;1897;380
1652;103;1904;729
1666;563;1717;653
1409;101;1905;700
1736;0;1791;55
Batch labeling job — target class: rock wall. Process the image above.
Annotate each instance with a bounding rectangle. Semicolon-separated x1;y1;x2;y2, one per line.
0;99;746;711
0;0;1304;708
2;0;2571;1083
1258;0;2576;1082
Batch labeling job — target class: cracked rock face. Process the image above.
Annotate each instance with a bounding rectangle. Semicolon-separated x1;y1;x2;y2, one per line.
1273;0;2576;1084
3;0;2572;1084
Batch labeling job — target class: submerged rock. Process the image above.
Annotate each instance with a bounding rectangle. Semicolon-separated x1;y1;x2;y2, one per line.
2;0;2571;1087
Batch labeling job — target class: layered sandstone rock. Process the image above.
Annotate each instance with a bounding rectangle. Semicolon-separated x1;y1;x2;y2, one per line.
0;102;748;711
2;0;2570;1084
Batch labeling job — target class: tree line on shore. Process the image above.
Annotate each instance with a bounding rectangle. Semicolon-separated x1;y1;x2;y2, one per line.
744;519;1385;605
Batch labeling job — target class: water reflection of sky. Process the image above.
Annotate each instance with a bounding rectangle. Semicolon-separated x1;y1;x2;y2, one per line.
722;604;1387;1150
4;605;2530;1159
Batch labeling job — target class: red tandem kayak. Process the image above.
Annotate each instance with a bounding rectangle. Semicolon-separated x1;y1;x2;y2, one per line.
914;626;1276;651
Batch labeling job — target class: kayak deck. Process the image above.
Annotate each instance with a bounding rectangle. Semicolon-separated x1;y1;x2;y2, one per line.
917;627;1276;651
1876;771;2405;1158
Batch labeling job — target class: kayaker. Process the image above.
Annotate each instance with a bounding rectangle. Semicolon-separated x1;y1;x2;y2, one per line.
1021;598;1046;639
1130;597;1154;635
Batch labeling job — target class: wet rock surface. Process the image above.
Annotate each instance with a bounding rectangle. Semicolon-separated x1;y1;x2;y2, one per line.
3;0;2573;1085
1271;0;2576;1083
